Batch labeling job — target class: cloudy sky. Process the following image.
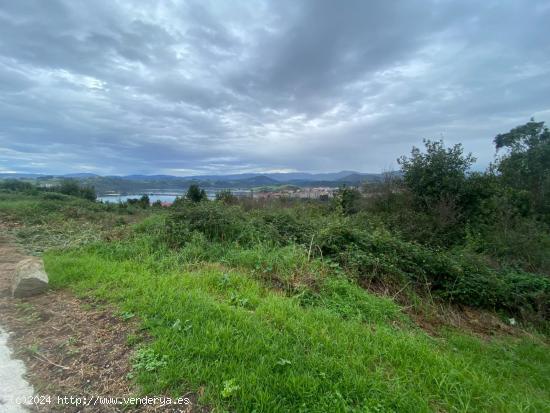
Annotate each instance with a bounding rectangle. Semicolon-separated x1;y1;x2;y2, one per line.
1;0;549;176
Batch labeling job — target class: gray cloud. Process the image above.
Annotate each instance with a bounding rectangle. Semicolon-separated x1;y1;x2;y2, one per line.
0;0;549;175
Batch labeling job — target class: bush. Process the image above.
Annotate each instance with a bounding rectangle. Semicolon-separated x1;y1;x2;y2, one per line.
47;179;96;201
165;203;266;247
313;217;550;319
255;209;315;246
40;192;71;201
0;179;34;192
215;190;238;205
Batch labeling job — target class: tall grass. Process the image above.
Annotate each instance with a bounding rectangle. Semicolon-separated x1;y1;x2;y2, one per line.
44;242;550;412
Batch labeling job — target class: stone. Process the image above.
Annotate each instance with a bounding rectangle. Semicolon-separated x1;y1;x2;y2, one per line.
12;257;49;298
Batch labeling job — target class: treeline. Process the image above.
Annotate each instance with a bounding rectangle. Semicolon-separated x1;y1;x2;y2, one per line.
0;178;96;201
359;119;550;274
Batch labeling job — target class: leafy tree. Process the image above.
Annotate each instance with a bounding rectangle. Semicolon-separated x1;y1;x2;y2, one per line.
398;139;476;209
57;179;96;201
139;194;150;208
494;119;550;215
58;179;81;197
186;184;207;203
335;185;362;215
396;140;479;246
79;186;96;201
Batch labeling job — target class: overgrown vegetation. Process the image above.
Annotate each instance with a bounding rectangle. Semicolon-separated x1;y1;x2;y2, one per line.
1;119;549;411
0;178;96;201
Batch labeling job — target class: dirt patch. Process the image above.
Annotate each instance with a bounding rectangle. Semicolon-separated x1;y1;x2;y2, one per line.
0;232;199;412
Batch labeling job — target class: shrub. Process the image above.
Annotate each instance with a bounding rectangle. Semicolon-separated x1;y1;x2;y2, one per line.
255;209;314;246
165;203;265;247
0;179;34;192
47;179;96;201
314;218;549;319
215;190;238;205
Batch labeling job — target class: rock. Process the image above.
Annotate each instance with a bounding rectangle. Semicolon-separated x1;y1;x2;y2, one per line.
12;257;49;298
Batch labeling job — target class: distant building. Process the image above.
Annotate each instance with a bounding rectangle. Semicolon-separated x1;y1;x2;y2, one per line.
252;187;336;200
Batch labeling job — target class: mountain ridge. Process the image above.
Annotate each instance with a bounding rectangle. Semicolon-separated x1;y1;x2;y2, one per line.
0;170;379;182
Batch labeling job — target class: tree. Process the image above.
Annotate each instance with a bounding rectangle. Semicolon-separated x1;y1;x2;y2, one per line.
398;139;475;209
494;119;550;215
139;194;150;208
335;185;361;215
397;139;477;246
57;179;96;201
58;179;81;197
186;184;207;203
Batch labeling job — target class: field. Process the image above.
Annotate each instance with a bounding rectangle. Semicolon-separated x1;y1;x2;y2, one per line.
1;189;549;412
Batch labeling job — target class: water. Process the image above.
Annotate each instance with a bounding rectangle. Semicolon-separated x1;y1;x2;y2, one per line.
98;189;252;204
97;193;183;204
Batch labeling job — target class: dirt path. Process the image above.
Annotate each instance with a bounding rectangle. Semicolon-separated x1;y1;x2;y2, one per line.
0;233;192;412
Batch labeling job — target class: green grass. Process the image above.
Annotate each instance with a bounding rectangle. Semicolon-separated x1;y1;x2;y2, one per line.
4;192;549;411
0;192;151;253
44;243;550;412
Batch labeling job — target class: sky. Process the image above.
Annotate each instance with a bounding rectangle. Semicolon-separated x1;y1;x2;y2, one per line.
1;0;549;176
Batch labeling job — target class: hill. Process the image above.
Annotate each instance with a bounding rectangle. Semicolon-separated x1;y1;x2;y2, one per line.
1;171;386;195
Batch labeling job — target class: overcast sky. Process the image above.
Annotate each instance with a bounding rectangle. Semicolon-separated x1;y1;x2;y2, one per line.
1;0;549;176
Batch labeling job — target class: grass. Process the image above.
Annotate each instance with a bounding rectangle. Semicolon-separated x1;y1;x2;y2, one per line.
3;192;549;411
44;241;550;412
0;192;150;253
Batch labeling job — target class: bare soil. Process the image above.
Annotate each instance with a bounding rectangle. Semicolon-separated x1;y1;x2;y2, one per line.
0;231;197;412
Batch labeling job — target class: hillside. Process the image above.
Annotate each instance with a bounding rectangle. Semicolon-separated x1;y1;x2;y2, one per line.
0;171;383;195
0;188;548;412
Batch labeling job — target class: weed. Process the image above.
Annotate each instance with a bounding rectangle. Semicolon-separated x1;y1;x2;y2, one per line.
221;379;240;399
131;348;168;373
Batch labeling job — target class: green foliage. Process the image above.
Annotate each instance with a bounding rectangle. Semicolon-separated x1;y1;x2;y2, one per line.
396;139;479;246
0;179;34;192
215;189;238;204
298;275;402;323
314;217;549;319
131;347;168;373
334;185;362;215
55;179;97;201
4;188;549;411
186;184;208;203
0;192;150;254
166;202;262;246
0;177;96;201
494;119;550;215
44;248;550;412
124;194;150;208
255;208;315;245
221;379;240;399
398;139;475;209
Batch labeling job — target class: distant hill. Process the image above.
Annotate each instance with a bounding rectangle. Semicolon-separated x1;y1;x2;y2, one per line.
63;173;99;178
337;173;381;183
0;171;398;195
237;175;279;185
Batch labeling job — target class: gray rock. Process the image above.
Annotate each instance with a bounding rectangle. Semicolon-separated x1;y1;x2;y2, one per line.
12;257;49;298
